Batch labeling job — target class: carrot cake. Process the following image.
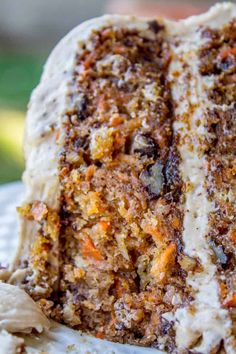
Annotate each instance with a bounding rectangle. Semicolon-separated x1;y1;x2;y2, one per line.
4;3;236;353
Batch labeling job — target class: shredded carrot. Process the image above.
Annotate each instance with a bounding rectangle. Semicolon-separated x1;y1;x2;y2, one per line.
171;216;180;230
83;60;93;70
219;282;227;300
85;165;96;181
106;160;120;169
81;237;103;261
83;53;96;70
109;115;124;127
55;128;60;142
60;166;69;178
114;133;126;149
96;331;105;339
142;225;165;243
219;47;236;60
229;229;236;244
150;243;176;282
98;220;110;231
224;293;236;308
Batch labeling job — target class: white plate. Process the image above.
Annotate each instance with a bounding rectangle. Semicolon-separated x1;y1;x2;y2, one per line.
0;181;24;266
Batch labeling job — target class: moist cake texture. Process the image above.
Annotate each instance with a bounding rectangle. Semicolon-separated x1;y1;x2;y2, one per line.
200;19;236;338
4;3;236;354
58;24;189;350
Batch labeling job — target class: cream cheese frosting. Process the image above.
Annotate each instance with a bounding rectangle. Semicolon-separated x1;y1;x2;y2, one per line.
0;330;24;354
0;282;50;334
168;4;236;353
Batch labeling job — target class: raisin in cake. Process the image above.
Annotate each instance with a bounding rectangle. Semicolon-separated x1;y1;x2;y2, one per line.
5;3;236;353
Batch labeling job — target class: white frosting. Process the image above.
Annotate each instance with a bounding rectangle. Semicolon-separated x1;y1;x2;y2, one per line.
169;5;236;352
0;282;50;333
168;1;236;35
0;330;24;354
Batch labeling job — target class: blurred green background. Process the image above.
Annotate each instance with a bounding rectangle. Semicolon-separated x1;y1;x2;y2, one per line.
0;54;44;183
0;0;221;184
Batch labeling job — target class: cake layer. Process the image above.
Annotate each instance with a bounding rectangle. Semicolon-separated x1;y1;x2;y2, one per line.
57;23;189;350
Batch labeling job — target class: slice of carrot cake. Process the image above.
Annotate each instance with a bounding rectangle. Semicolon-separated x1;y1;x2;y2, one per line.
4;3;236;353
